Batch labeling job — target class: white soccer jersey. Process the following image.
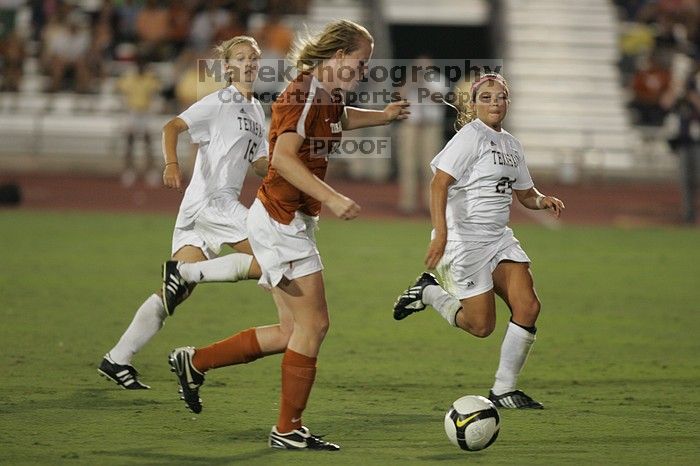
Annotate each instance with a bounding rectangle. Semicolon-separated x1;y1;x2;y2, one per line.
430;118;534;241
176;86;268;227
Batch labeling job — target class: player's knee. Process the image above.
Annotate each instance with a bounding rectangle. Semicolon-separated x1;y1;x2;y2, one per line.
278;324;293;346
313;317;330;339
515;297;540;323
471;325;495;338
469;319;496;338
298;314;329;341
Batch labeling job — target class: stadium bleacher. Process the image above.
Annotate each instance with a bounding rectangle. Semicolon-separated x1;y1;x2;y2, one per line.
503;0;677;178
0;0;694;181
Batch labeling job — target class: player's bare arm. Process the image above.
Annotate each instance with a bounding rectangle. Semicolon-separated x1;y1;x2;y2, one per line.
515;187;565;218
272;132;360;220
252;157;269;178
162;117;189;191
425;169;455;269
340;100;410;130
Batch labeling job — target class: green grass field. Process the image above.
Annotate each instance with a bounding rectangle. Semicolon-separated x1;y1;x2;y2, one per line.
1;210;699;465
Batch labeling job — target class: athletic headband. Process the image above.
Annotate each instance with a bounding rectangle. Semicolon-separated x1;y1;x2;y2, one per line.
470;73;508;103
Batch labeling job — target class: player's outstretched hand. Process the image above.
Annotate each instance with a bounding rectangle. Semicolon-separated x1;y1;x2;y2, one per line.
425;236;446;270
383;99;411;123
541;196;565;218
326;193;361;220
163;164;183;192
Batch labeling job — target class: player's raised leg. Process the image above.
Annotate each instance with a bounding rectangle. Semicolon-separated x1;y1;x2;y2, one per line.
162;239;260;315
98;245;206;389
393;272;439;319
394;272;464;326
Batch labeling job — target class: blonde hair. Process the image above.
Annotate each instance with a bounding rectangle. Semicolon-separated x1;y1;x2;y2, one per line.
214;36;261;85
290;20;373;72
215;35;261;60
451;73;510;131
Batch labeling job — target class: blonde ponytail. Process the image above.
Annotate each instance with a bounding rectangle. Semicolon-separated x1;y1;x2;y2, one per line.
290;20;373;72
455;102;476;131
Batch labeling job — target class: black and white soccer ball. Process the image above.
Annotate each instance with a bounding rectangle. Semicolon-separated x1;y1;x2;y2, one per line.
444;395;500;451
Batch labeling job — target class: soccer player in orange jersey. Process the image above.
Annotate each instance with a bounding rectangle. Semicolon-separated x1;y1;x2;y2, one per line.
168;20;409;450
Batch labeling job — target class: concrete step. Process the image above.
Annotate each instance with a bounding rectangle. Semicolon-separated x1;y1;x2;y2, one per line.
509;79;623;97
517;129;632;151
507;43;618;62
508;28;617;46
506;63;618;80
508;115;629;132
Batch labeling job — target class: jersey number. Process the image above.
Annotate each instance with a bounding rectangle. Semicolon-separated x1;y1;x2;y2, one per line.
495;176;515;195
244;139;258;162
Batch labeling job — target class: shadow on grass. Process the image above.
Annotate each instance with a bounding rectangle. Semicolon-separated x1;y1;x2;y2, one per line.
418;452;490;462
91;447;277;465
3;388;163;414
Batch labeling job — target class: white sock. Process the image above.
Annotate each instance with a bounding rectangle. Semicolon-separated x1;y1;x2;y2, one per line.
178;253;253;283
423;284;461;326
491;321;536;395
108;294;167;365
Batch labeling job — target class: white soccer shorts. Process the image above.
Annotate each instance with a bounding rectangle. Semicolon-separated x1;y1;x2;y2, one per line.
435;228;531;300
247;198;323;289
171;199;249;259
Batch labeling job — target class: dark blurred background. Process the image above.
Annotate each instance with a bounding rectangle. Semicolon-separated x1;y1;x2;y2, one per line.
0;0;698;223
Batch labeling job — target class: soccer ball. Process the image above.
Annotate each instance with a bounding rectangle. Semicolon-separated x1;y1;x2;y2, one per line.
444;395;500;451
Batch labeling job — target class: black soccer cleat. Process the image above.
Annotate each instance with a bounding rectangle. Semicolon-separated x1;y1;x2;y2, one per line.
268;426;340;451
162;260;189;316
393;272;440;320
98;355;150;389
168;346;205;414
488;390;543;409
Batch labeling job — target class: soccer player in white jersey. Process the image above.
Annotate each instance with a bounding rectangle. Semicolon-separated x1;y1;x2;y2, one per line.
393;73;565;409
98;36;272;389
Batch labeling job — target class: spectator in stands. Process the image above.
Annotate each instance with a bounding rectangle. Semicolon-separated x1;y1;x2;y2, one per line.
251;12;294;103
135;0;169;60
172;47;199;111
630;50;673;125
213;9;245;44
189;1;231;51
0;29;24;92
115;0;139;42
668;61;700;223
168;0;193;55
87;0;117;83
619;22;655;83
117;56;161;187
614;0;649;21
0;0;23;41
397;56;446;214
654;11;687;51
253;12;294;58
267;0;311;15
45;12;92;92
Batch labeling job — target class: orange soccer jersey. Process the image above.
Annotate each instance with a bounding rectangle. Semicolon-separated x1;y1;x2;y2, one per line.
257;73;345;224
